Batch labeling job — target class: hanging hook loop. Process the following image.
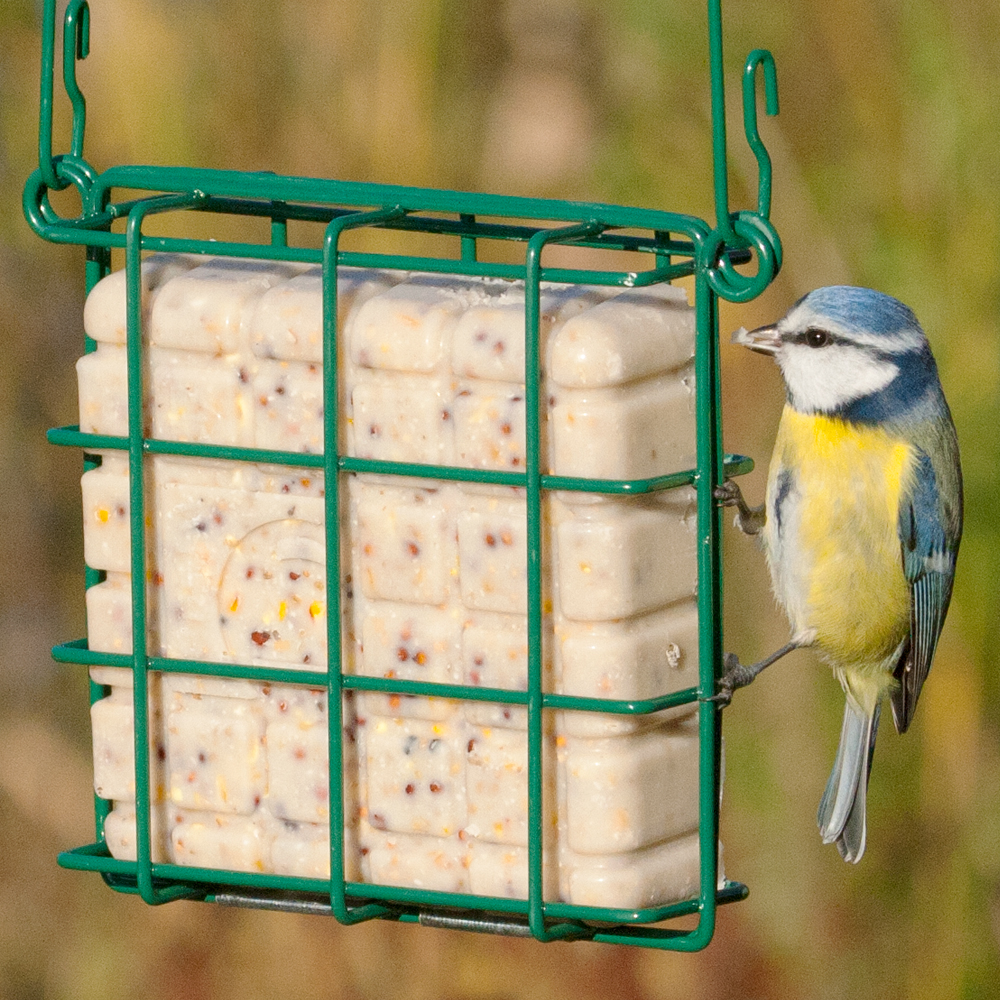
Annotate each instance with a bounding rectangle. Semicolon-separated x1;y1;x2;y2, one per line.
743;48;779;220
63;0;91;162
700;42;783;303
37;0;92;201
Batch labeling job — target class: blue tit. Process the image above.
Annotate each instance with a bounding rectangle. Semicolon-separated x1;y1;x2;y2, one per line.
715;285;963;863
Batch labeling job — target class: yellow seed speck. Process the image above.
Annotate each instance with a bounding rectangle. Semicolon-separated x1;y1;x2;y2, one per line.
97;508;109;523
309;601;323;618
230;597;239;613
279;601;287;620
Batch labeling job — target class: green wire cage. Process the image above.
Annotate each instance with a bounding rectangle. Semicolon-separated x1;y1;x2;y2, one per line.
25;0;782;951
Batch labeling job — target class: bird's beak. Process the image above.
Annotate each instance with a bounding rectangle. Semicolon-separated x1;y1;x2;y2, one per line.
731;323;782;356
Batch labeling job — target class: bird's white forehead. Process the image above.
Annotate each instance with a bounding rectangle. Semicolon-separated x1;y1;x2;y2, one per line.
782;300;925;354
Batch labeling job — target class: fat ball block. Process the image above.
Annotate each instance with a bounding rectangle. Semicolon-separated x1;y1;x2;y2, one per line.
79;256;713;910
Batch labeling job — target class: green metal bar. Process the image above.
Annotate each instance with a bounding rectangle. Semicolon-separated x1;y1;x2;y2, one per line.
37;0;61;191
30;160;719;269
52;639;133;670
524;220;604;943
48;424;754;495
708;0;734;244
587;883;750;948
21;215;703;286
82;235;111;850
90;164;710;240
689;272;726;950
57;840;749;936
48;427;328;466
53;641;328;686
89;667;113;848
654;229;673;271
35;188;701;257
252;201;700;256
459;212;477;262
270;199;289;248
53;639;700;716
23;225;701;289
124;192;208;907
322;205;407;926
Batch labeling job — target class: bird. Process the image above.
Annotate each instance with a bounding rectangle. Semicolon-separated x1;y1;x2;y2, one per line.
714;285;963;863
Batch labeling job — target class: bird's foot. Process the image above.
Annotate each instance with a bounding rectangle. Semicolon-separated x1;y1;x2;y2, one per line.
707;641;802;706
714;480;765;535
708;652;760;706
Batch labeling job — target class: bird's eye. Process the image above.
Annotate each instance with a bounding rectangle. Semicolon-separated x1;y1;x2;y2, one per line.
804;328;830;348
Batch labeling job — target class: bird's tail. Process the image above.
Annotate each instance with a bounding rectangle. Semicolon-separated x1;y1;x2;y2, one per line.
817;698;881;863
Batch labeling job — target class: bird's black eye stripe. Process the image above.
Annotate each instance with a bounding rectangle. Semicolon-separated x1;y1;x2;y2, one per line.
796;327;831;348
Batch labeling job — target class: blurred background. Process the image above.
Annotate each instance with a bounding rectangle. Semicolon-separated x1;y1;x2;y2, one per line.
2;0;999;996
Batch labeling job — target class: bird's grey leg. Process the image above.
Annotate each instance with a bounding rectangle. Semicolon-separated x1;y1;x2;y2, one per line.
714;479;766;535
708;641;801;706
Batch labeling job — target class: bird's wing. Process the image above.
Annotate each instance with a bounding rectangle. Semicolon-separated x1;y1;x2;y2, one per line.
891;441;961;734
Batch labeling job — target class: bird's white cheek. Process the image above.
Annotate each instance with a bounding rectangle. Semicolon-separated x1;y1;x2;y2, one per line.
778;346;898;412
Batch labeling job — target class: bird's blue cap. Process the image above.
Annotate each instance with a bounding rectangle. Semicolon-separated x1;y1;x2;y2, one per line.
796;286;923;343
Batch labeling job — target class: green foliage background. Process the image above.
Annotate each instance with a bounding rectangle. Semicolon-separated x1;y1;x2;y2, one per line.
1;1;998;997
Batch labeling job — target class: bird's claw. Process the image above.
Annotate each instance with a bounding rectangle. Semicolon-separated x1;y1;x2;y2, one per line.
708;652;754;707
712;481;741;504
714;480;765;535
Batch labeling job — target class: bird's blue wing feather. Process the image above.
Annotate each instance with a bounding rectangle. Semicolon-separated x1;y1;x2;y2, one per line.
892;447;959;733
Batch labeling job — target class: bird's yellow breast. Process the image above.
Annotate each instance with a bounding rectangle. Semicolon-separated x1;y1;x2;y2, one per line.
766;407;915;671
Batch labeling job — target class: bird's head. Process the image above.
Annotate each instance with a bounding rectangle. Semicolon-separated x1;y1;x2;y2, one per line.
733;286;941;421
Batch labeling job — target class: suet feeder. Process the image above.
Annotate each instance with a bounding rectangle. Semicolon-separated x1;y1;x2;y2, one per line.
25;0;782;950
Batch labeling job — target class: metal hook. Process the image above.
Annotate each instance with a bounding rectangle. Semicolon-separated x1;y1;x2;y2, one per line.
37;0;91;195
701;12;783;304
63;0;90;161
742;49;779;220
